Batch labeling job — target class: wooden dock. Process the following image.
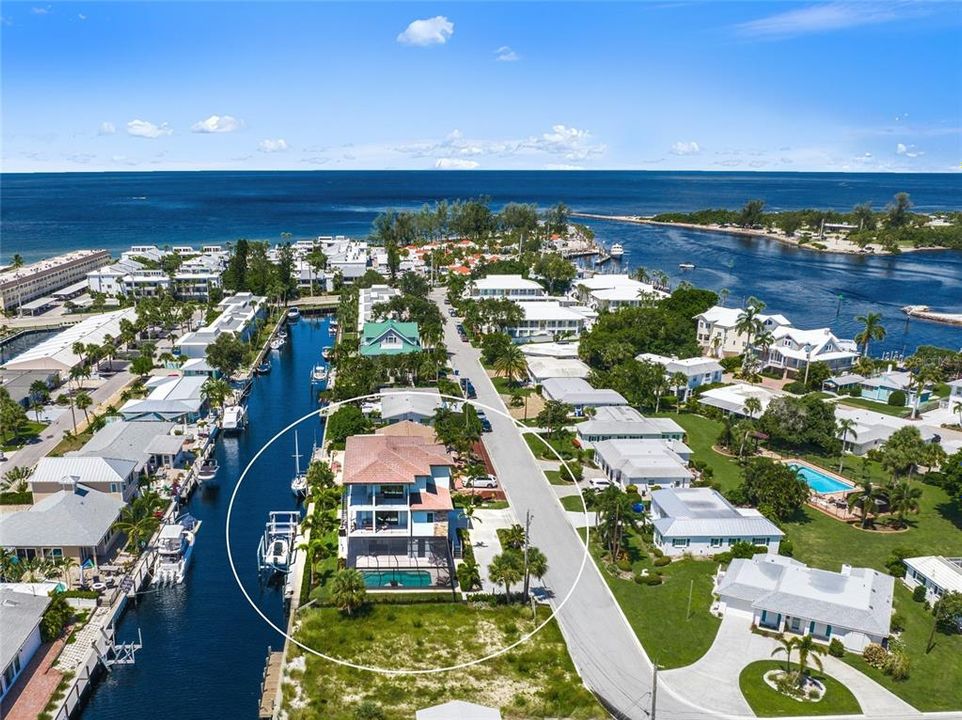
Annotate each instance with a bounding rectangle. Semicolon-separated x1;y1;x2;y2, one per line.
258;648;284;719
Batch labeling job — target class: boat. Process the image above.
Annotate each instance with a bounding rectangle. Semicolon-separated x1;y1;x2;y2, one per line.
222;404;247;432
152;515;201;585
269;337;285;351
610;243;624;258
255;361;272;375
277;329;288;339
328;321;337;335
678;262;696;270
257;511;300;575
310;364;328;383
196;460;219;482
290;433;308;499
286;306;300;321
321;347;332;361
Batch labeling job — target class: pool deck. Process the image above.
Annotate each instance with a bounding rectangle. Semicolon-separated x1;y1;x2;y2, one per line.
783;458;863;522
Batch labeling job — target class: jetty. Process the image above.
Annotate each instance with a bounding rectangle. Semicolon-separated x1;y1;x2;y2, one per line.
902;305;962;327
258;647;284;719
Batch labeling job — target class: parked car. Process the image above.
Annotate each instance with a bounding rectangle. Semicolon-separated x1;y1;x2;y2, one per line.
587;477;613;490
477;411;492;432
448;308;458;317
466;474;498;489
460;377;477;399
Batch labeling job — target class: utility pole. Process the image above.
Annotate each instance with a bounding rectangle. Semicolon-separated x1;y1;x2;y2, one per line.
686;578;694;620
522;508;532;597
650;663;658;720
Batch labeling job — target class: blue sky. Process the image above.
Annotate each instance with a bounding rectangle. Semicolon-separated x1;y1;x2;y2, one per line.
2;1;959;172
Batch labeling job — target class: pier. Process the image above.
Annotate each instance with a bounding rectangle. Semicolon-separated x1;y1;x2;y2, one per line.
258;648;285;719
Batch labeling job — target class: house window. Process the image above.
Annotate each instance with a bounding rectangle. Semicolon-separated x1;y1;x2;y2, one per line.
727;538;738;546
710;538;722;548
752;538;768;546
110;483;120;493
425;512;435;523
672;538;690;548
381;486;404;499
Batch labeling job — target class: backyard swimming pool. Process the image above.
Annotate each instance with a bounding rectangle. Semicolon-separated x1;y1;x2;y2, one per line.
789;463;854;494
361;569;433;589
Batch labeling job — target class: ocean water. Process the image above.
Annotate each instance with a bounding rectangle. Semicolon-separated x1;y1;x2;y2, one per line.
2;170;960;353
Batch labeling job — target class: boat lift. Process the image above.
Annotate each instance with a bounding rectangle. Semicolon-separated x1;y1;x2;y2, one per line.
257;511;300;575
98;624;143;670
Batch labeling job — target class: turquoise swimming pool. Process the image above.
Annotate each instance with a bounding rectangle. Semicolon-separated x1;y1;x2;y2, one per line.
361;569;433;589
789;463;853;494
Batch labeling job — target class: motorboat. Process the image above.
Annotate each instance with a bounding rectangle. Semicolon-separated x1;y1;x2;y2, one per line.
257;511;300;575
152;515;201;585
255;361;272;375
310;364;328;383
290;432;308;499
678;262;696;270
269;337;285;351
277;329;288;339
329;319;338;333
196;461;219;482
321;347;332;361
286;306;300;321
222;404;247;432
610;243;625;258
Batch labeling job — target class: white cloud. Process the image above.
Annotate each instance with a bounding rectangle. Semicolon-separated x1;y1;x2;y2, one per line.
896;142;924;158
737;2;905;39
394;124;605;164
670;140;701;155
258;138;289;153
397;16;454;46
126;119;173;139
545;163;583;170
494;46;519;62
32;6;51;15
78;13;86;20
435;158;479;170
98;122;116;136
191;115;243;134
534;125;605;161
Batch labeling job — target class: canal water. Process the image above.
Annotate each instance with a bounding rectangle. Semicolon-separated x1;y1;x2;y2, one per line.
78;315;331;720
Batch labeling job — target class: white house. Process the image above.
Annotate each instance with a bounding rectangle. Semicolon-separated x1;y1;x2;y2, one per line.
572;274;666;311
29;456;139;503
86;258;146;296
636;353;724;400
358;284;401;332
69;420;185;477
0;589;51;701
833;406;941;456
650;487;783;557
525;356;591;384
175;292;266;359
594;439;693;491
576;405;685;449
697;383;779;418
379;388;445;425
764;326;859;376
518;341;581;359
903;556;962;605
119;374;208;423
694;305;792;357
541;377;627;416
716;554;894;652
467;274;546;300
507;302;586;342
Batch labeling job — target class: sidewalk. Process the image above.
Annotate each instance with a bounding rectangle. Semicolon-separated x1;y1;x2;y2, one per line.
0;637;66;720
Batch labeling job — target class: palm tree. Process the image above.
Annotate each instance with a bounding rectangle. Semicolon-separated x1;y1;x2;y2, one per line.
652;372;669;413
201;378;232;411
2;465;34;493
669;371;689;408
72;341;88;366
19;556;54;582
846;481;887;529
854;312;886;358
53;556;78;587
595;486;639;561
743;396;763;420
753;330;775;365
488;550;524;603
837;418;858;472
29;379;49;405
954;401;962;429
74;391;93;426
502;524;526;550
735;298;766;355
330;568;367;616
887;480;922;528
793;634;827;686
771;636;796;674
909;366;940;419
522;546;548;597
853;355;875;377
493;344;527;387
113;493;163;553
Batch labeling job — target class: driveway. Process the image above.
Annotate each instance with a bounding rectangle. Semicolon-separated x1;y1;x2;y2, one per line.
663;612;921;718
468;507;513;593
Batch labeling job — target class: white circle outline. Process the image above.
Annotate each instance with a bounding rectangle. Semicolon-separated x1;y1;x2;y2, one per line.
225;391;591;675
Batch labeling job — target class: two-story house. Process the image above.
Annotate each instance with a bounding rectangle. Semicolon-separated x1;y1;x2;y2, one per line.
763;326;859;376
359;320;422;357
693;305;792;357
340;435;458;585
636;353;724;400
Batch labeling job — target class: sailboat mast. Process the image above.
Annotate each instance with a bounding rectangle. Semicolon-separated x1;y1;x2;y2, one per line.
293;432;301;476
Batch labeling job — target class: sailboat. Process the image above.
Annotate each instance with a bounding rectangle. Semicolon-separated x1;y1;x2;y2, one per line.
290;432;308;498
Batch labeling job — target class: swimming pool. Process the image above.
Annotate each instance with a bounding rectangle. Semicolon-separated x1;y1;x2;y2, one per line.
361;569;433;589
789;463;853;494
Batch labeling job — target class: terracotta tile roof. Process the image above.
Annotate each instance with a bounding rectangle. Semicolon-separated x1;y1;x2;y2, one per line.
410;483;453;511
374;421;438;440
342;435;453;485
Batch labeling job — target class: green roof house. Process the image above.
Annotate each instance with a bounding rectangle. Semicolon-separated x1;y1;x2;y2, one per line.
359;320;421;357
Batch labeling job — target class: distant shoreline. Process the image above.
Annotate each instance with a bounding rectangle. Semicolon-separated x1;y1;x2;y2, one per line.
572;212;950;257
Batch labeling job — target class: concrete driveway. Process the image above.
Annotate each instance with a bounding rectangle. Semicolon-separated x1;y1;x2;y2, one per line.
467;507;514;593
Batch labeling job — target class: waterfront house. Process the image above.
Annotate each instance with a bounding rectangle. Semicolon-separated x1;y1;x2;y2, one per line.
119;374;207;423
507;302;586;343
180;357;219;378
359;320;421;357
0;249;110;312
903;556;962;605
594;438;693;491
650;487;783;557
636;353;724;401
379;388;444;425
525;356;591;384
466;274;547;301
69;420;184;477
822;373;865;394
340;435;457;577
86;258;146;296
576;405;684;450
0;589;51;702
29;456;139;503
697;383;778;418
541;377;628;416
860;370;931;407
715;554;894;652
694;305;792;358
571;274;667;310
175;292;267;359
0;483;124;570
357;284;401;331
763;326;859;376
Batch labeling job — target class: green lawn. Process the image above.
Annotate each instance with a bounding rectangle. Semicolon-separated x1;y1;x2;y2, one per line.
47;429;94;456
523;431;579;461
739;661;861;716
840;584;962;711
660;413;743;491
284;603;605;720
1;420;47;451
837;396;911;418
561;494;590;512
580;528;721;669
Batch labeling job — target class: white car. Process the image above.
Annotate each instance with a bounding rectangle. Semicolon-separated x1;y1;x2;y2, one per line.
587;477;613;491
466;474;498;489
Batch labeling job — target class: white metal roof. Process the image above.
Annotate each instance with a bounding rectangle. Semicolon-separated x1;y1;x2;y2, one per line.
526;356;590;381
904;556;962;594
517;301;586;322
471;274;543;291
31;456;136;486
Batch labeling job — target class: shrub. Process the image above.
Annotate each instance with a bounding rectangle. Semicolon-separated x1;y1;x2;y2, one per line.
730;541;757;559
651;546;664;558
625;484;638;495
778;538;794;557
712;551;733;565
565;461;584;483
862;643;888;669
912;584;927;602
891;613;906;633
885;651;911;680
653;556;671;567
888;389;907;407
354;701;385;720
616;558;633;573
783;380;807;395
828;638;845;657
457;562;480;592
642;575;663;586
